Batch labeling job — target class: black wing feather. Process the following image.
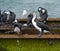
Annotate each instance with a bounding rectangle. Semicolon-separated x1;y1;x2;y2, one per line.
37;22;50;31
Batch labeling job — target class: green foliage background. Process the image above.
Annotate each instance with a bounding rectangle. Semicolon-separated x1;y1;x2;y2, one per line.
0;39;60;51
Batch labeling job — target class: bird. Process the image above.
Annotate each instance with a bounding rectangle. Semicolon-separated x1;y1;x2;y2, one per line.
22;10;27;17
38;7;48;23
2;10;16;24
13;19;22;34
32;11;53;37
4;11;10;21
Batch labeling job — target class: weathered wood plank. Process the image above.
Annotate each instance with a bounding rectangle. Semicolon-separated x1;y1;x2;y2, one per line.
0;34;60;39
0;18;59;39
17;18;60;22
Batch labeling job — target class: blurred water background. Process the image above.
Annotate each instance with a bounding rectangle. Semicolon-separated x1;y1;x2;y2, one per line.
0;0;60;18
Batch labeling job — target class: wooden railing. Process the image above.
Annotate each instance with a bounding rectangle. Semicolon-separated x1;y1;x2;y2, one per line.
0;18;60;38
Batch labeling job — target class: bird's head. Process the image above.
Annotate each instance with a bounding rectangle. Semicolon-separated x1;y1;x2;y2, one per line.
4;10;10;15
38;7;42;12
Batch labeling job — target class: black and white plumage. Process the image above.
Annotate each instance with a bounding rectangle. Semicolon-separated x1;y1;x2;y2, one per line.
38;7;48;23
1;10;16;24
13;19;22;34
38;7;48;34
32;12;51;37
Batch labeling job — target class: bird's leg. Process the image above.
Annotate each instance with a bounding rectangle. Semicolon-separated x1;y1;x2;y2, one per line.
38;29;43;37
38;33;42;37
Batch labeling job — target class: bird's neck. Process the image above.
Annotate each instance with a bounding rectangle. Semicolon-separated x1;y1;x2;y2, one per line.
32;13;37;26
32;13;42;32
32;14;36;22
